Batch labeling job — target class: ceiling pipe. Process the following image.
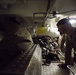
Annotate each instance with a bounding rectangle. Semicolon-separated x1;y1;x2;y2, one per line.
33;0;51;18
44;0;56;21
33;0;56;25
33;9;76;17
33;0;51;26
46;0;51;14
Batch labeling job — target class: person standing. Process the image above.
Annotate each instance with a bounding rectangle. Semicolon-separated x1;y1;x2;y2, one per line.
56;18;76;68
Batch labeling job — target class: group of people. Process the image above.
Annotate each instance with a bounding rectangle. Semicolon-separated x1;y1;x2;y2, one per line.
0;15;76;69
56;18;76;68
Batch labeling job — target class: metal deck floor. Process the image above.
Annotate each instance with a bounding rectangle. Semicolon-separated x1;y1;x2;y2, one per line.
42;63;73;75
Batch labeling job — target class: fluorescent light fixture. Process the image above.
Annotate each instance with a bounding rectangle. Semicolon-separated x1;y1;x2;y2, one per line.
69;19;76;24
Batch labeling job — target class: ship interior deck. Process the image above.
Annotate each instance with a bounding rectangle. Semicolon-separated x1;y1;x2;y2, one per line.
42;62;73;75
41;55;73;75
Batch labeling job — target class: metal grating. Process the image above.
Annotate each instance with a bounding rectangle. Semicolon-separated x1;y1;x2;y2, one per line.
67;63;76;75
42;63;73;75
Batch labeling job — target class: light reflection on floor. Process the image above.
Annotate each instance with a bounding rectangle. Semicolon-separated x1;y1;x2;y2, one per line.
42;63;73;75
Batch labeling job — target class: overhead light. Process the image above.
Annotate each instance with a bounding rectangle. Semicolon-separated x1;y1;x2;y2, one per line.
69;19;76;24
